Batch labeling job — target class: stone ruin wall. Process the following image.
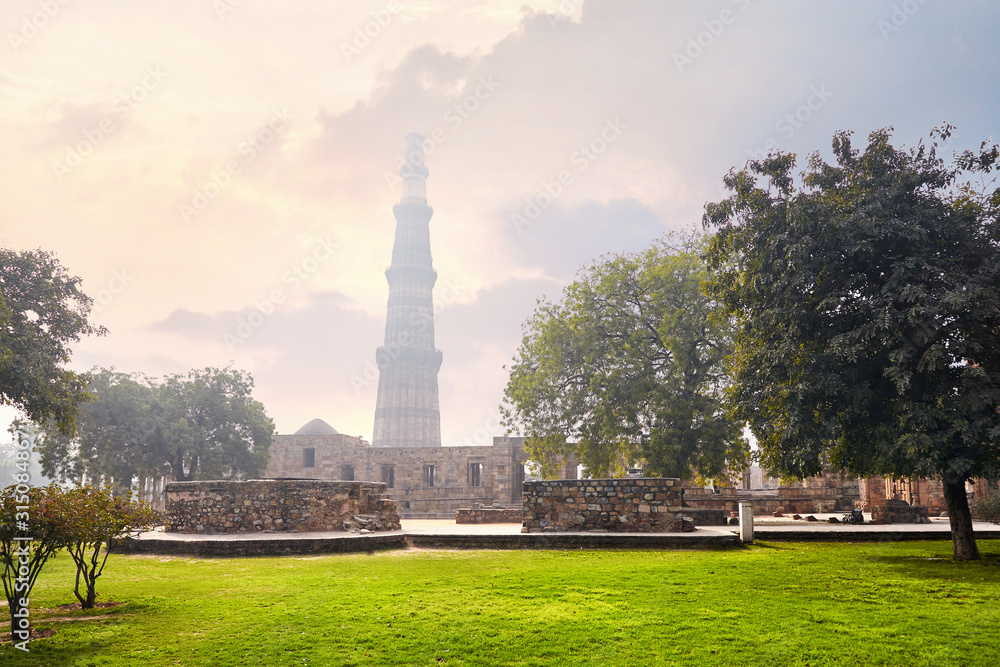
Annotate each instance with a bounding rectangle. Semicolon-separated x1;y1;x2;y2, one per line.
522;478;725;533
455;507;522;524
859;475;946;515
164;480;400;534
265;435;544;517
683;474;862;515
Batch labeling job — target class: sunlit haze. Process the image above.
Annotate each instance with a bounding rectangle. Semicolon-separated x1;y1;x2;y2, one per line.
2;0;997;443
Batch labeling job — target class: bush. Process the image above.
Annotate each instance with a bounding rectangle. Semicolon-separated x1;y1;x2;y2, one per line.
58;486;160;609
0;484;68;645
1;483;161;646
971;488;1000;524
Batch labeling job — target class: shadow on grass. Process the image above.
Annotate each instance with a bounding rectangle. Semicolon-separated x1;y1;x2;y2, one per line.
859;540;1000;581
743;541;790;550
1;614;126;664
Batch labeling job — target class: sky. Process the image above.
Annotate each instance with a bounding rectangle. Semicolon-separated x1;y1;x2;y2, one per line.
1;0;998;446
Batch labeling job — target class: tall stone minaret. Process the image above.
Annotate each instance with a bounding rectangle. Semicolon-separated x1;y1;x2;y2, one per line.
371;133;443;447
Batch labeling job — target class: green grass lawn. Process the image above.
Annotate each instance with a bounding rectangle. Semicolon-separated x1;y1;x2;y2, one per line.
3;540;999;666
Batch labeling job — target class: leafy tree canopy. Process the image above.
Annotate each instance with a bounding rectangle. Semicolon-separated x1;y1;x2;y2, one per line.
0;248;105;434
502;234;748;480
703;126;1000;559
35;367;274;485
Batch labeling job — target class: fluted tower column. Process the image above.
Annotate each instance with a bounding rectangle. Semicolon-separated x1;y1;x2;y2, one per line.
372;133;443;447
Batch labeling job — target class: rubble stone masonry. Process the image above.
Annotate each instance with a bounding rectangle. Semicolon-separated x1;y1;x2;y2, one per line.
164;480;400;534
456;507;522;524
683;474;861;515
523;478;704;532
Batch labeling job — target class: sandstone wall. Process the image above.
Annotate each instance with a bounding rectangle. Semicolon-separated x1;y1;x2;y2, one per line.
859;475;946;514
164;480;400;534
265;435;576;517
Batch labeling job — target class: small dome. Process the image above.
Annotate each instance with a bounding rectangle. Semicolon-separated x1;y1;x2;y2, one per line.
294;418;339;435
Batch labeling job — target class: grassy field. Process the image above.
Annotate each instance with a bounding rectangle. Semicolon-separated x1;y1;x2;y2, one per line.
2;540;999;666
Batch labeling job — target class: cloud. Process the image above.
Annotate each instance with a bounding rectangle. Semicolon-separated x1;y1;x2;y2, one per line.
149;308;222;339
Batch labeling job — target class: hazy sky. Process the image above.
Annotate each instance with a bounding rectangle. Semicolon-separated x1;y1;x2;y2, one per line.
2;0;998;444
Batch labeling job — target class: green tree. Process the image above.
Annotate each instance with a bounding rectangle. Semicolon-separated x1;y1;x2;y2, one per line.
703;127;1000;560
0;484;68;645
0;248;106;435
153;367;273;481
33;370;157;487
36;367;274;485
502;235;748;480
58;486;160;609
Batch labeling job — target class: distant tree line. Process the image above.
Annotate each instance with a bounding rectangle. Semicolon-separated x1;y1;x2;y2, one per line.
30;367;274;489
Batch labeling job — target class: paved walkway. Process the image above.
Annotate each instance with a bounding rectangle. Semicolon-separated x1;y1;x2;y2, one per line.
118;517;1000;556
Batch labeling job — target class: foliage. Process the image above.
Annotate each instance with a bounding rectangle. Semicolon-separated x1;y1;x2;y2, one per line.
35;367;274;485
5;542;1000;664
154;367;274;481
0;484;69;643
1;483;160;642
57;486;160;609
971;484;1000;524
0;248;106;435
702;126;1000;560
502;235;748;480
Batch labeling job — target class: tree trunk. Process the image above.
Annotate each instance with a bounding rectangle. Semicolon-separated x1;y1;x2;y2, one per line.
9;598;30;645
943;476;980;561
83;582;97;609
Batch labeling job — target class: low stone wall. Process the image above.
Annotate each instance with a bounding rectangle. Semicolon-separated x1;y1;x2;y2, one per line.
683;485;860;515
872;499;931;524
164;480;400;534
455;508;522;524
522;478;707;533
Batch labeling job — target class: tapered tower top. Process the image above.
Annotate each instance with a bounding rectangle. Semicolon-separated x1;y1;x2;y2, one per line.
372;132;442;447
399;132;428;204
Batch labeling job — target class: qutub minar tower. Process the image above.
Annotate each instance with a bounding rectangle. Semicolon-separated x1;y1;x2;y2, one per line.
371;133;443;447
